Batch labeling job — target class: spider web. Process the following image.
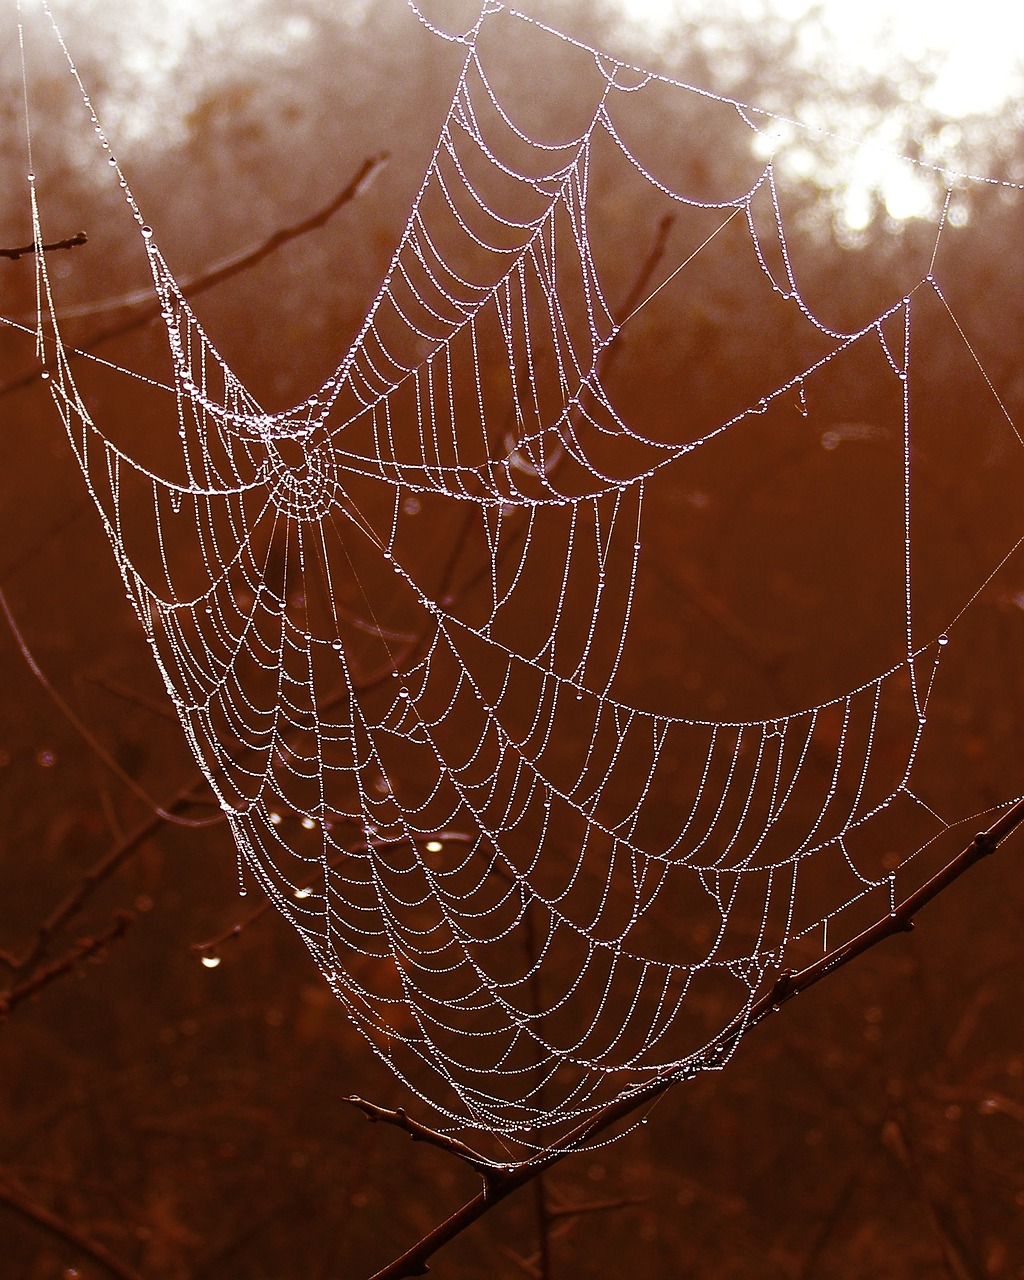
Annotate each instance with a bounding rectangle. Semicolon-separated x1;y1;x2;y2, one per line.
11;0;1024;1151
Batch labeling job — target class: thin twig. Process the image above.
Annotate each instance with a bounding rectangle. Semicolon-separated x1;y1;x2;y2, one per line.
495;1242;541;1279
1;911;134;1019
0;154;387;397
345;1098;496;1178
9;825;154;983
0;1169;144;1280
79;671;180;722
365;799;1024;1279
545;1195;645;1221
88;153;389;347
0;231;88;260
881;1114;980;1280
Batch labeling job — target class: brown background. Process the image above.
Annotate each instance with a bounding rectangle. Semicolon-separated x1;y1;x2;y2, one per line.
1;1;1022;1276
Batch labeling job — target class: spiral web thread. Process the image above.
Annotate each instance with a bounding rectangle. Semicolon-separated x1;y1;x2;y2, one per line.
13;0;1024;1150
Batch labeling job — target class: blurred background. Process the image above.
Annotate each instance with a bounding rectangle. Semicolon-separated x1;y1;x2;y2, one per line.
1;0;1023;1276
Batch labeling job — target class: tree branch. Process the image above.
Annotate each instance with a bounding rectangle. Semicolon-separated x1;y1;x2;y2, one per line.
345;1097;497;1178
0;153;387;397
1;911;134;1019
365;798;1024;1279
87;152;389;348
545;1195;644;1222
0;1169;144;1280
0;231;88;261
7;798;187;986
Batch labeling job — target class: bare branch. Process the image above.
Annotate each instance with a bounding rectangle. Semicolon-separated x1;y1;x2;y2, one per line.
881;1115;979;1280
87;153;389;347
0;154;387;397
345;1097;497;1178
1;911;134;1019
7;799;184;986
0;1168;144;1280
0;231;88;261
494;1243;541;1279
546;1195;644;1221
365;799;1024;1279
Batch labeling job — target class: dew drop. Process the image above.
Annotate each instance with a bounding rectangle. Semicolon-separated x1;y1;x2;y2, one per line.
938;634;949;646
141;225;153;239
425;840;443;853
201;955;221;969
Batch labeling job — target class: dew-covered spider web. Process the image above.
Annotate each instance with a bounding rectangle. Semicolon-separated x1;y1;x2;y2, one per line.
10;0;1024;1151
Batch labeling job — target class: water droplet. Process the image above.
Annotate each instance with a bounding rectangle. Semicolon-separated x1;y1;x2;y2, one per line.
399;688;410;699
26;172;34;182
141;225;153;239
40;371;50;381
301;817;316;830
270;812;282;826
294;886;312;899
425;840;443;853
201;955;221;969
107;155;117;166
937;634;949;646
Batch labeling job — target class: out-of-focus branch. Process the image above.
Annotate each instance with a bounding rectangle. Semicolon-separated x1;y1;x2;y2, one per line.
6;794;191;987
0;153;388;398
1;911;134;1020
546;1195;645;1222
87;152;389;348
881;1115;978;1280
364;799;1024;1280
0;1169;144;1280
0;231;88;260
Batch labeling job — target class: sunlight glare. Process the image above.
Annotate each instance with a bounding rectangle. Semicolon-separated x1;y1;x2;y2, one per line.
619;0;1024;118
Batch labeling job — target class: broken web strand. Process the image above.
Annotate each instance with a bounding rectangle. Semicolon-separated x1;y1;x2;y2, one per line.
11;0;1024;1149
